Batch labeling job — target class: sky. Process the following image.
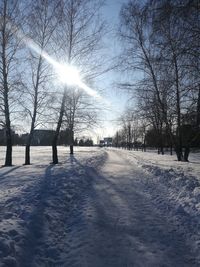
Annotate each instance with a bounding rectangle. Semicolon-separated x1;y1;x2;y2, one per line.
13;0;130;143
92;0;130;142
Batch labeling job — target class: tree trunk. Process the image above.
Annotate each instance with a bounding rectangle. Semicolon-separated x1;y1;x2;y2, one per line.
25;129;35;165
173;47;183;161
176;132;183;161
170;144;173;155
175;145;183;161
143;135;146;152
128;123;131;150
4;78;12;166
4;94;12;166
69;129;74;155
25;145;30;165
52;124;61;164
196;85;200;129
184;146;190;162
52;137;58;164
70;145;73;155
160;134;164;155
5;128;12;166
2;2;12;167
25;55;42;165
25;136;33;165
52;90;66;164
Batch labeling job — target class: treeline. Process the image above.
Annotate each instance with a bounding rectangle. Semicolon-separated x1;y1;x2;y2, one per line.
74;138;93;147
0;129;94;146
115;0;200;161
0;129;76;146
112;117;200;154
0;0;105;166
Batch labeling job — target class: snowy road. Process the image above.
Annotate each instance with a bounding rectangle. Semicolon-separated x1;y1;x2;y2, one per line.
64;149;198;267
0;147;199;266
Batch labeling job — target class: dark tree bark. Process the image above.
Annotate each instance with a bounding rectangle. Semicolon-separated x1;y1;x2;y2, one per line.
5;125;12;166
69;129;74;155
70;144;73;155
52;91;66;164
25;130;34;165
24;56;42;165
184;146;190;162
196;85;200;129
4;77;12;166
1;0;13;166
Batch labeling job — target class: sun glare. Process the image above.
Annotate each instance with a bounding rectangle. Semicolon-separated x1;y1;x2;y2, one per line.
57;64;81;86
12;24;102;99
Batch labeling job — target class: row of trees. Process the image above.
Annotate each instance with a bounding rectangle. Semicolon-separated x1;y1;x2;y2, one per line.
0;0;105;166
113;107;200;154
112;109;146;151
75;138;93;146
116;0;200;161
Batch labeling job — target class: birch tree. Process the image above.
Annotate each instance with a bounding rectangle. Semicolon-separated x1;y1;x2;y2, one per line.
21;0;61;165
52;0;105;163
119;0;200;161
62;89;98;154
0;0;23;166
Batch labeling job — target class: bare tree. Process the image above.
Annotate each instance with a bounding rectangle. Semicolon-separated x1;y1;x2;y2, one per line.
62;89;98;154
20;0;61;165
118;0;200;161
51;0;105;164
0;0;23;166
119;2;171;152
150;0;200;160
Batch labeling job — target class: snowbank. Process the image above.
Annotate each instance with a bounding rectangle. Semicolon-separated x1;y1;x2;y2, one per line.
109;148;200;255
111;148;200;216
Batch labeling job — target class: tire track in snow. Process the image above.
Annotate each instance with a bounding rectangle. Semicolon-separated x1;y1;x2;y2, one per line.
72;150;200;267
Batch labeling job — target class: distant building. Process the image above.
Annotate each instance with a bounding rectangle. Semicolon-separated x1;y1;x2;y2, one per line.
99;137;112;147
0;128;20;145
31;129;54;145
16;129;71;146
31;129;71;146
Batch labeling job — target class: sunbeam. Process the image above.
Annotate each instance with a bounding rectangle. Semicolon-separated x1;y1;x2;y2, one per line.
11;24;102;99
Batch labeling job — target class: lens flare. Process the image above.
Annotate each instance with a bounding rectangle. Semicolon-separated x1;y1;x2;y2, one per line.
11;23;102;99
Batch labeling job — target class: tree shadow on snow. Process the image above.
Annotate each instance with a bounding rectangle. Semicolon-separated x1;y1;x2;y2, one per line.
81;167;199;267
18;164;54;267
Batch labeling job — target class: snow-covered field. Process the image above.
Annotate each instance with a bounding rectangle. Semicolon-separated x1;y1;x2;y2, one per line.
0;146;105;266
0;146;199;266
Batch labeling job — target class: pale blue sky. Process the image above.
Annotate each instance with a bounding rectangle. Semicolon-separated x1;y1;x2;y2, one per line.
94;0;129;140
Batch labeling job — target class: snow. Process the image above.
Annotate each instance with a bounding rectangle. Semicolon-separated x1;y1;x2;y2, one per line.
115;148;200;179
112;148;200;215
0;146;199;266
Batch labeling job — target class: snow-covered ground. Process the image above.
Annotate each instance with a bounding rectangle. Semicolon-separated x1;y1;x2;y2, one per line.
112;148;200;215
0;146;199;266
113;148;200;179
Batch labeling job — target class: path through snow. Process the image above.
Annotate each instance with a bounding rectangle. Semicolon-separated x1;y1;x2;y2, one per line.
67;150;199;267
0;147;199;266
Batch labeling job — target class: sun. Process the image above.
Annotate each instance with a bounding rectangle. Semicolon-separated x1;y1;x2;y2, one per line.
11;25;102;98
57;64;81;86
56;63;102;99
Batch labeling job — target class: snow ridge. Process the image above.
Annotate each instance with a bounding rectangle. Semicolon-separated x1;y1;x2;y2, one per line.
113;148;200;261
